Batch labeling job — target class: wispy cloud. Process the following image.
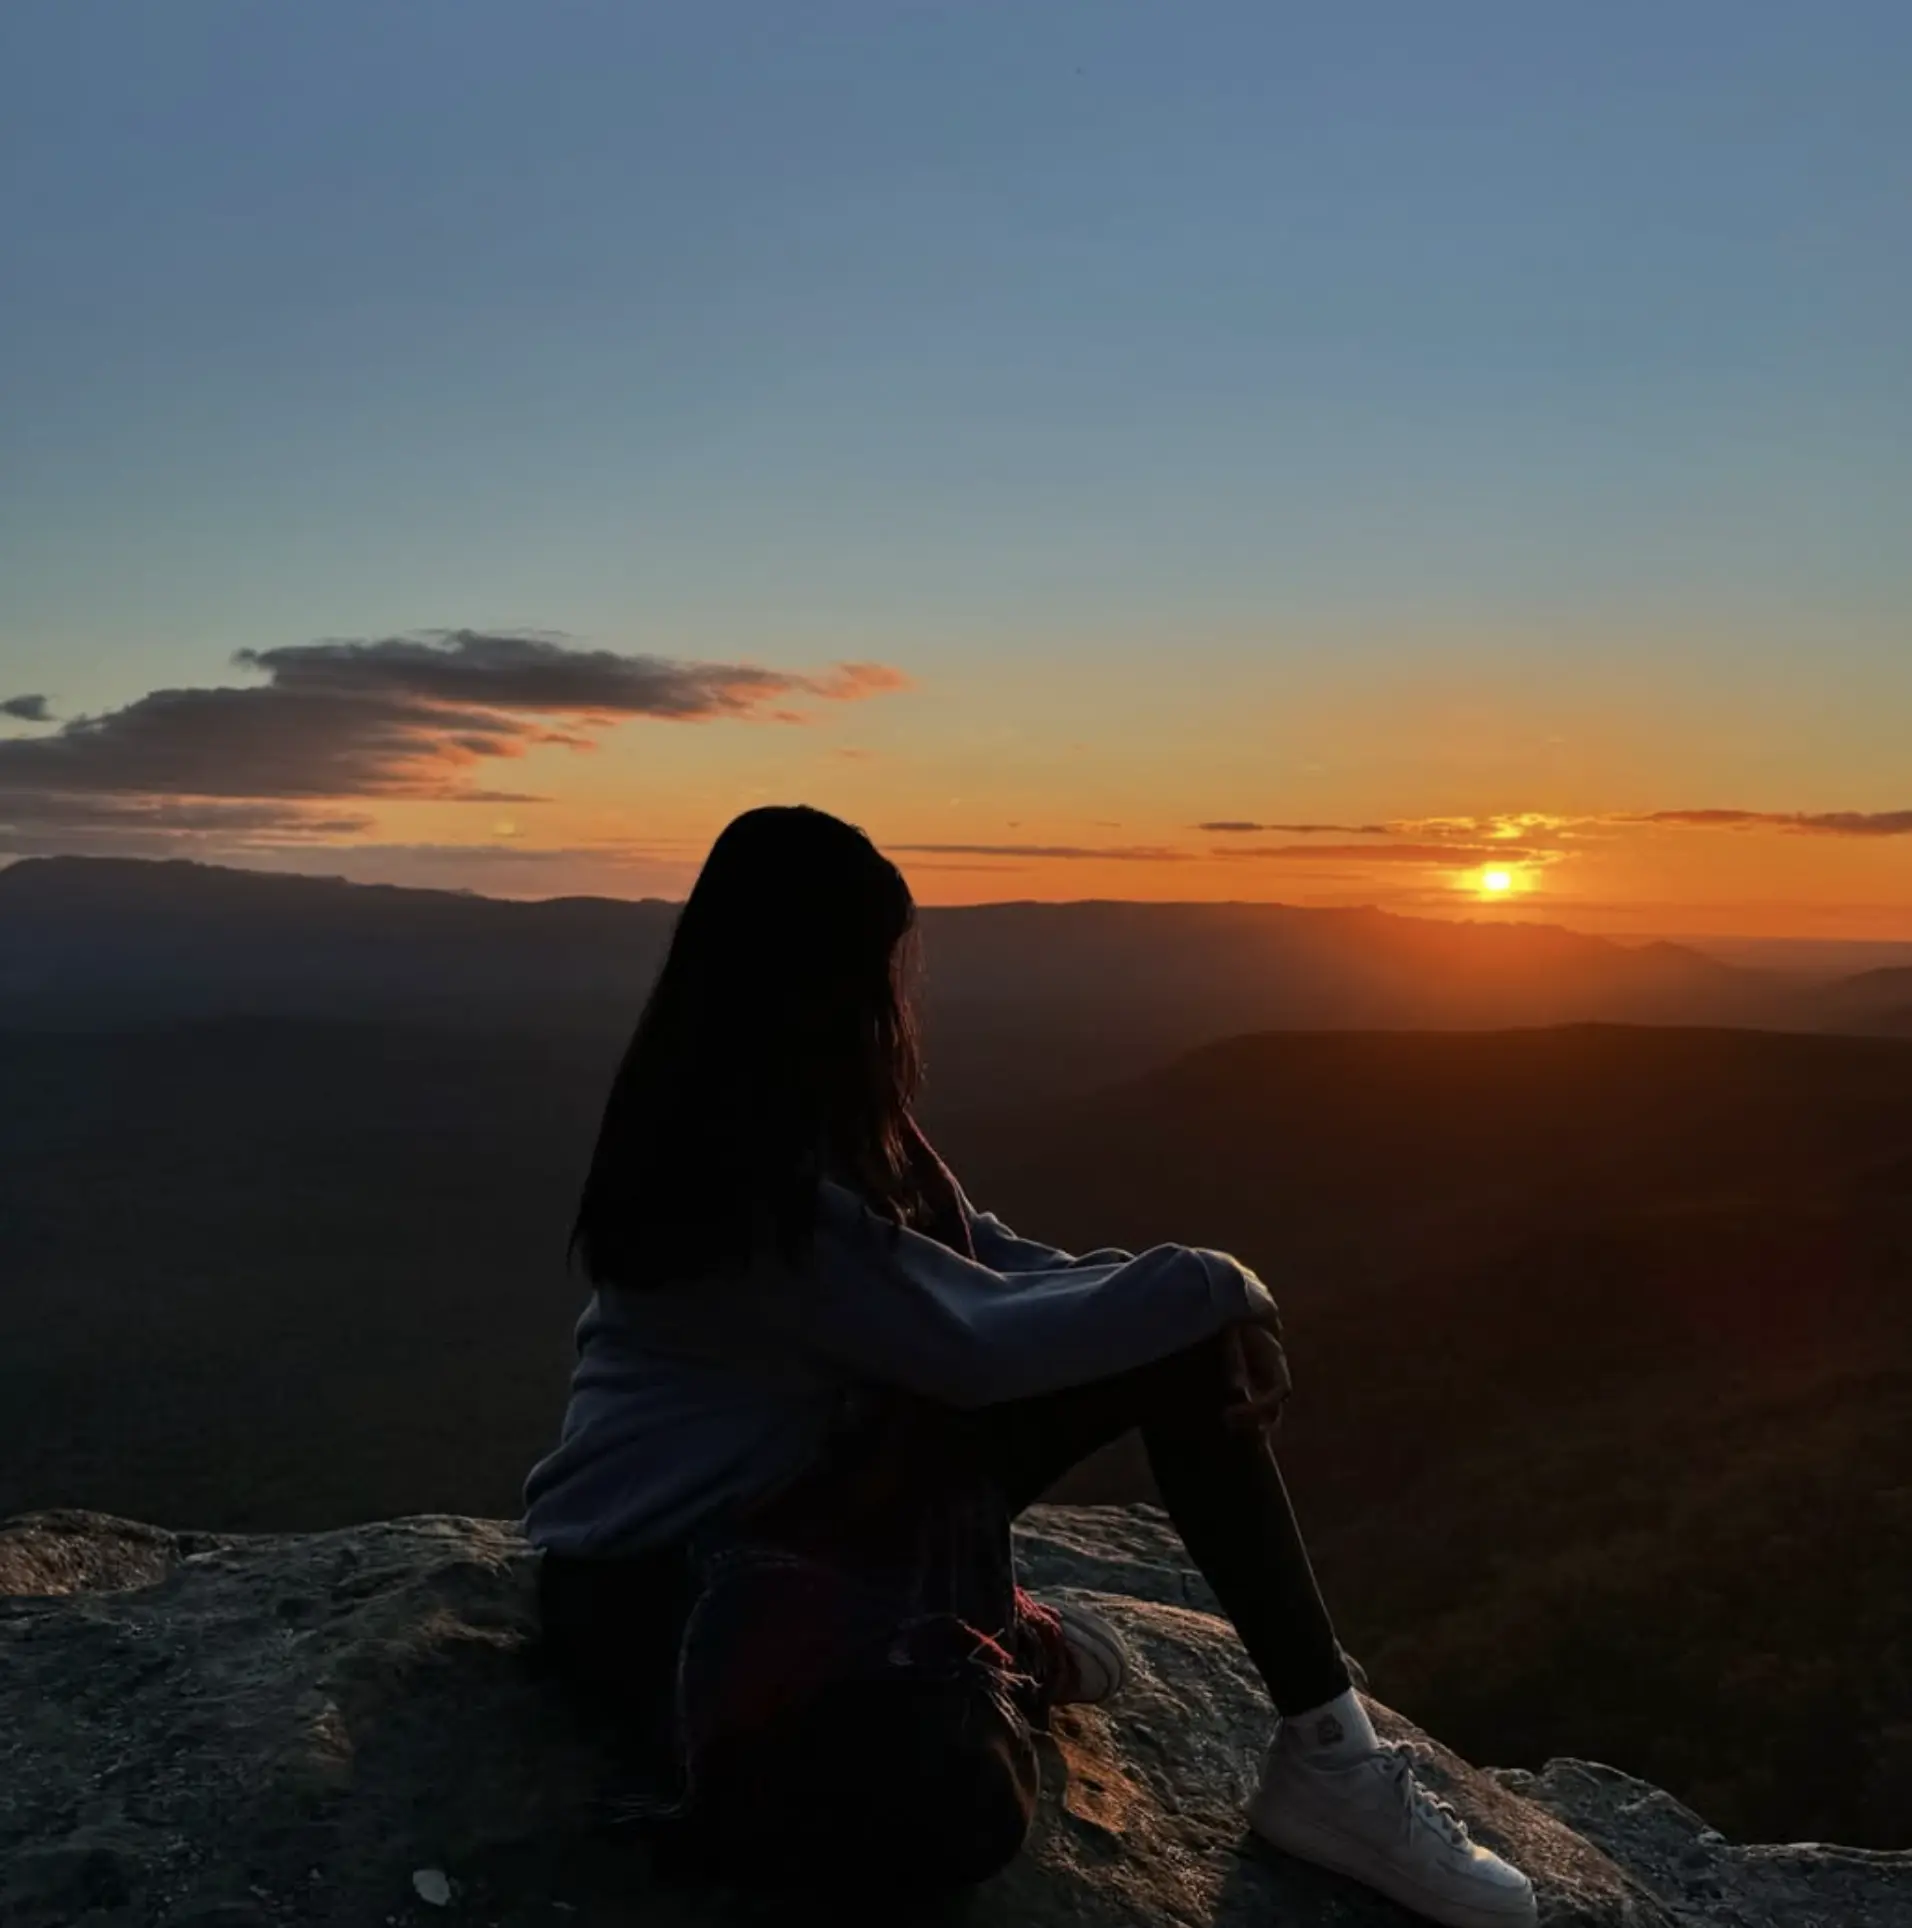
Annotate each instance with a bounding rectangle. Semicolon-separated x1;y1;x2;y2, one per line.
1199;812;1581;844
889;842;1194;862
1641;808;1912;837
1210;841;1545;866
237;631;907;723
1;694;53;722
1198;819;1391;835
891;837;1552;869
1390;813;1580;841
0;798;379;861
225;836;706;900
0;793;374;835
1196;806;1912;852
0;630;910;855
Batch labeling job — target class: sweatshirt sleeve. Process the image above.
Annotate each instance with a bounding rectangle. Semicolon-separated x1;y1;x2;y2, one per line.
786;1184;1279;1408
953;1181;1136;1275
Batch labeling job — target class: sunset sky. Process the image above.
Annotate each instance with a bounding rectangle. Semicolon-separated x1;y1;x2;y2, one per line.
3;3;1908;937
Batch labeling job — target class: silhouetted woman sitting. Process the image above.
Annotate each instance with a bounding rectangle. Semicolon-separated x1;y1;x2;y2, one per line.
524;805;1533;1927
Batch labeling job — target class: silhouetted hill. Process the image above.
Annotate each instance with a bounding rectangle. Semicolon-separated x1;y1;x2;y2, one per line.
947;1024;1912;1326
1815;964;1912;1038
0;855;680;1033
0;855;1805;1107
947;1026;1912;1847
913;898;1787;1102
2;1015;1908;1843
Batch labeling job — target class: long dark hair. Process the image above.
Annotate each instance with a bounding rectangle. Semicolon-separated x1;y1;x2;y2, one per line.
571;805;944;1288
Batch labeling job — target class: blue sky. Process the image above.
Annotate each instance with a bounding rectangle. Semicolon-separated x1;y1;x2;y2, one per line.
2;2;1908;929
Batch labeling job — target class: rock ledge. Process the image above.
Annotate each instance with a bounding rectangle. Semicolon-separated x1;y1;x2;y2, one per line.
2;1507;1906;1927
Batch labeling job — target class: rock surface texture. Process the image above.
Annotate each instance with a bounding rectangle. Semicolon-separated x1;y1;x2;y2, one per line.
2;1505;1906;1928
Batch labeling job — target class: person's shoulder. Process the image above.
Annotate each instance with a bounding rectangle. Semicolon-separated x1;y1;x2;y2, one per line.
815;1178;883;1237
813;1180;951;1274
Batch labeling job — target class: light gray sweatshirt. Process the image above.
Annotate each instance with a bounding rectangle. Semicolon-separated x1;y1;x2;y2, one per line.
521;1179;1278;1555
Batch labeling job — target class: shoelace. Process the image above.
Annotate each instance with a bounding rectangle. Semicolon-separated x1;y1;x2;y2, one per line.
1013;1589;1074;1701
1377;1743;1474;1850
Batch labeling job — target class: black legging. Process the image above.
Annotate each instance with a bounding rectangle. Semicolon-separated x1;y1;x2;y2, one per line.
541;1330;1350;1725
960;1330;1350;1714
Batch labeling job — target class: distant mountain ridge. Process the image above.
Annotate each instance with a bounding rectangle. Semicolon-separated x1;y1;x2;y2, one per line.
0;854;1840;1106
1813;964;1912;1038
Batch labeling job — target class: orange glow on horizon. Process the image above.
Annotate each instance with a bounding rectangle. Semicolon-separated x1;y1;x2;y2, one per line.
133;732;1912;943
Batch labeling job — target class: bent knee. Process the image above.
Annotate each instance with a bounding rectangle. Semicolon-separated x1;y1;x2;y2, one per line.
1141;1330;1241;1412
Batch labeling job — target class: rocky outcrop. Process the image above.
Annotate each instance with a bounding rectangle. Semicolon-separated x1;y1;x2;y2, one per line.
2;1505;1906;1928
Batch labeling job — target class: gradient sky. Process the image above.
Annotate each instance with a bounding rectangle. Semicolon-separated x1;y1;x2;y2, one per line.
3;2;1908;935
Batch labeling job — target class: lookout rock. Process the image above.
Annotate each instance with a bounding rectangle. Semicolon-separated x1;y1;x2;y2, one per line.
2;1505;1906;1928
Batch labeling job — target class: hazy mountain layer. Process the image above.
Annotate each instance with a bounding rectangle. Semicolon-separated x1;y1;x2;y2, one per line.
0;855;1847;1110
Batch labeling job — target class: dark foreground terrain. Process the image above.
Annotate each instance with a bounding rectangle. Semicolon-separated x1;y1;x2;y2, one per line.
4;1014;1910;1847
6;1505;1908;1928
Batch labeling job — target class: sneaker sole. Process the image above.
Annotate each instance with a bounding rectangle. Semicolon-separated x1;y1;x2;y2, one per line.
1247;1791;1537;1928
1049;1601;1131;1707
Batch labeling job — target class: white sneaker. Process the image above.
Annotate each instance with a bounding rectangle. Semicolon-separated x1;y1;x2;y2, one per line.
1040;1599;1131;1707
1248;1732;1537;1928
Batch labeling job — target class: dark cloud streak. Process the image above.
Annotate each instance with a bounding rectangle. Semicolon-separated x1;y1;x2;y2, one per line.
1645;808;1912;838
1198;819;1391;835
0;794;373;833
1211;842;1537;866
889;842;1193;862
0;633;910;821
239;630;906;719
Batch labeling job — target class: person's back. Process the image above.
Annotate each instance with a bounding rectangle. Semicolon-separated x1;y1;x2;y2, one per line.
523;804;1537;1925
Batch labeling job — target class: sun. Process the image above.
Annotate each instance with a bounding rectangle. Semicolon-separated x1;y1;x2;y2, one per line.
1479;867;1515;896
